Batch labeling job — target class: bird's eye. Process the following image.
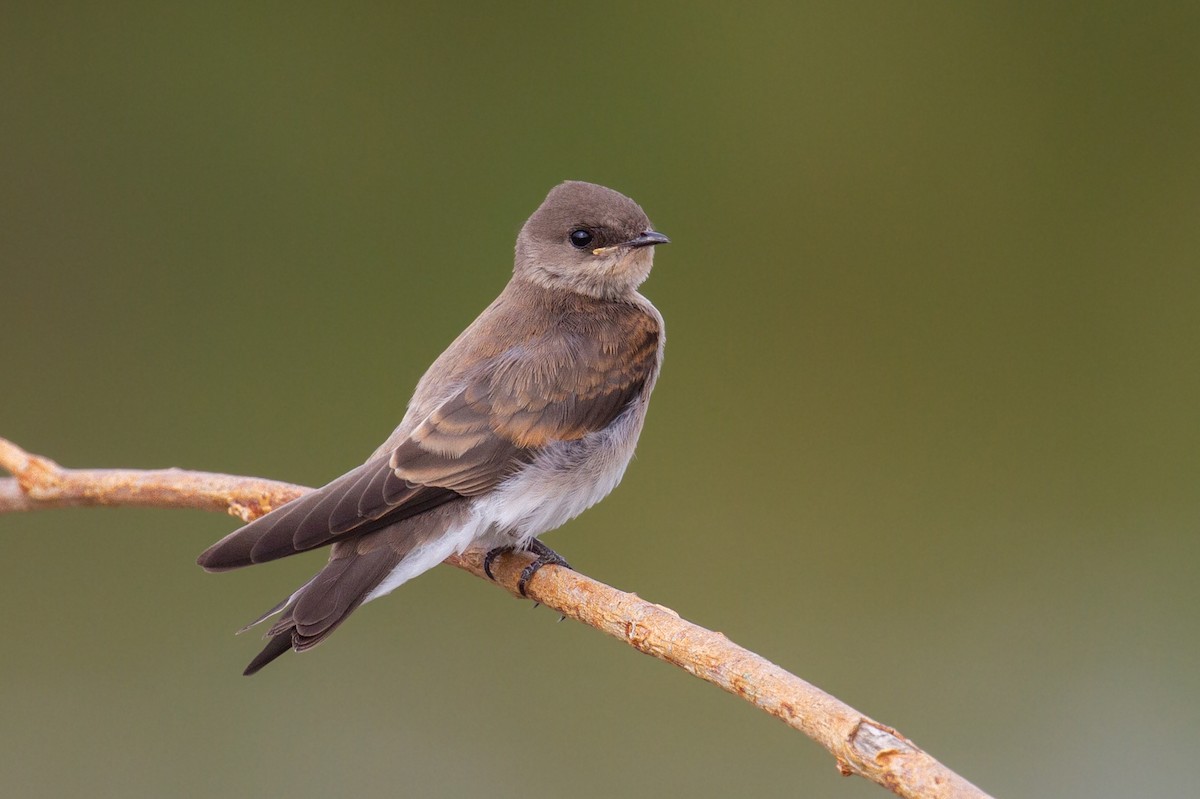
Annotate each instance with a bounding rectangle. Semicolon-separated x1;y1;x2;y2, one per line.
569;229;594;249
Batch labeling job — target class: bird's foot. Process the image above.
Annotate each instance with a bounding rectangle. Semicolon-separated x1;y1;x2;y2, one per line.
482;538;572;597
517;538;573;597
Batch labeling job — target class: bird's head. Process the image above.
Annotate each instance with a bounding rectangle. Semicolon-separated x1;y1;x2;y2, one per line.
515;181;669;299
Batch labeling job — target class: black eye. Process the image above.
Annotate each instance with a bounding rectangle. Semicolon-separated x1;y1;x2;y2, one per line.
569;229;594;249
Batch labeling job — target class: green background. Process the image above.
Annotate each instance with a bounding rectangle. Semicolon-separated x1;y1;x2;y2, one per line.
3;4;1198;797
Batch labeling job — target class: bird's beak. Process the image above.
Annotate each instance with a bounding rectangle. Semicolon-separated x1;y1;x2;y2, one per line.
625;230;670;248
594;230;670;256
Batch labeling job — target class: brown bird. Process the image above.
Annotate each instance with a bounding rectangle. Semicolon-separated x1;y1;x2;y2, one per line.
197;181;669;674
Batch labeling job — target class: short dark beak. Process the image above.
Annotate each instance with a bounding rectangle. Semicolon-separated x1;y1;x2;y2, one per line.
624;230;670;248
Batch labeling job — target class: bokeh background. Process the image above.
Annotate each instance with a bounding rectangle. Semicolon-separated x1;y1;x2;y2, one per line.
3;3;1198;797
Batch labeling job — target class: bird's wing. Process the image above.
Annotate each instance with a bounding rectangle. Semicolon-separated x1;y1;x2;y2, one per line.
196;456;456;571
390;314;660;494
196;312;659;572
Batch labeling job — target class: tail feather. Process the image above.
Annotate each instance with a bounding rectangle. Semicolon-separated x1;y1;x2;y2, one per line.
236;580;313;634
243;633;294;676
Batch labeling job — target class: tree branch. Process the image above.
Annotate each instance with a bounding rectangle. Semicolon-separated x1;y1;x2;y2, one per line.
0;436;992;799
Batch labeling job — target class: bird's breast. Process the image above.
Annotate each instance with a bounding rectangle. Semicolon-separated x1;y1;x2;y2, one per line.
473;385;655;543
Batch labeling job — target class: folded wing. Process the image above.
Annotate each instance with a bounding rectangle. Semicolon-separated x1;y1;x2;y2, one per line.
196;310;659;573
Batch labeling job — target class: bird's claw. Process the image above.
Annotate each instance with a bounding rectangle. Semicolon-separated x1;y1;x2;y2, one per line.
482;539;572;597
516;539;572;597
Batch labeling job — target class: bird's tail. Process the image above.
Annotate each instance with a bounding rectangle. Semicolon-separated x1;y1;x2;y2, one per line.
234;503;477;675
239;540;403;675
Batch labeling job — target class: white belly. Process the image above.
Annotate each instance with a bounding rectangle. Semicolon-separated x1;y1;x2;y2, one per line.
363;398;650;603
474;396;650;545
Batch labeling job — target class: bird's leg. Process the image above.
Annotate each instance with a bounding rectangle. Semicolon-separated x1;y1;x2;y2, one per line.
482;538;573;596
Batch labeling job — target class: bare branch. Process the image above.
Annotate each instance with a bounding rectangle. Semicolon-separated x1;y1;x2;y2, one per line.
0;436;992;799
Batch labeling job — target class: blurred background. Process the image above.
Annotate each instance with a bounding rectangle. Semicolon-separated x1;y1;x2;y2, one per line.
2;3;1198;797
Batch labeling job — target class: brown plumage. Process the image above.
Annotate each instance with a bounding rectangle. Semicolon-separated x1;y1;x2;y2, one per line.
197;181;668;674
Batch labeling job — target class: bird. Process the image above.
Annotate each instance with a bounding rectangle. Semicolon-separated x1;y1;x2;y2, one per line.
197;180;669;675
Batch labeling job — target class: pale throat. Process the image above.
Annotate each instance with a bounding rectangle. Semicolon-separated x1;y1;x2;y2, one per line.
518;251;654;300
